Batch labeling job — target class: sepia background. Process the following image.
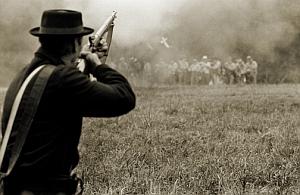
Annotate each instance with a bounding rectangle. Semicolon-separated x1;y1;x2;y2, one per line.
1;0;300;194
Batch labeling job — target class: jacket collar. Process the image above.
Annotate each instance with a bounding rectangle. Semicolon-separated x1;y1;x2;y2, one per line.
34;47;65;65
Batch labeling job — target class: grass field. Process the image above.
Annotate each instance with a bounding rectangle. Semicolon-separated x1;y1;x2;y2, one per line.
1;84;300;194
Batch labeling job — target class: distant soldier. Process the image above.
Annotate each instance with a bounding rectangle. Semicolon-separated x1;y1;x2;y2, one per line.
224;57;238;84
210;59;222;85
167;61;178;84
235;58;246;84
189;59;202;85
129;56;144;79
178;58;189;85
118;57;130;77
143;62;153;85
199;56;211;85
159;60;171;84
238;58;249;84
172;61;180;84
220;62;227;84
245;56;258;84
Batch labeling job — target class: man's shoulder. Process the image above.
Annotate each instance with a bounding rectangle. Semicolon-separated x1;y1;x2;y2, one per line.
49;65;91;88
51;65;83;78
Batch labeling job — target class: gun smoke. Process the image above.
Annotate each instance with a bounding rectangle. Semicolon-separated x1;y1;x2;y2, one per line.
0;0;300;85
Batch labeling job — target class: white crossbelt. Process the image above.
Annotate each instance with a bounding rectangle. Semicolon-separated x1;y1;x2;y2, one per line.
0;65;45;171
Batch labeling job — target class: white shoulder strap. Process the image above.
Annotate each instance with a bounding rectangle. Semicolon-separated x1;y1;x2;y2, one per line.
0;65;45;169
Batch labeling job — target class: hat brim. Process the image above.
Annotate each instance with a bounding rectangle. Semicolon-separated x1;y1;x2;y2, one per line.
29;27;94;37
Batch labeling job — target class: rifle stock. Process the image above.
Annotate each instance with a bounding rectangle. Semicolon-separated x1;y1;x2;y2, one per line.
77;11;117;72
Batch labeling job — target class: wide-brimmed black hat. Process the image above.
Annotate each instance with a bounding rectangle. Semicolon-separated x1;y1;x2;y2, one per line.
30;9;94;36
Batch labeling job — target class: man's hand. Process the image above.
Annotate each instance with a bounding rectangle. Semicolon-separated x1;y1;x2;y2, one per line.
93;39;109;59
80;40;108;74
79;51;100;74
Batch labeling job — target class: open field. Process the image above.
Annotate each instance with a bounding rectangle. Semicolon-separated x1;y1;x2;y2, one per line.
1;84;300;194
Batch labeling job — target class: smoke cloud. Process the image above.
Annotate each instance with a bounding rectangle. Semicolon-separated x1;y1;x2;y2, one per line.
167;0;300;59
0;0;300;85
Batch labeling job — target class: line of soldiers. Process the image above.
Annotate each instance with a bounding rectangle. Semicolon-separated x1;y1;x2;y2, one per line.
111;55;258;86
170;55;258;85
222;56;258;85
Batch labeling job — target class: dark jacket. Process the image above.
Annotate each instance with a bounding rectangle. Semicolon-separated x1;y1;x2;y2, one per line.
1;47;135;191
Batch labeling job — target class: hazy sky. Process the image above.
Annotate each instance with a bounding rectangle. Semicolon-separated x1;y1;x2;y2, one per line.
81;0;185;46
0;0;185;47
0;0;299;60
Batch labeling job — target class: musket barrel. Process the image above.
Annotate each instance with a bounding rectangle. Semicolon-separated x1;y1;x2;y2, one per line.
76;11;117;72
94;11;117;45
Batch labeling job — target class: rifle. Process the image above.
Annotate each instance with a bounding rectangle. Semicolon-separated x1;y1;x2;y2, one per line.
77;11;117;72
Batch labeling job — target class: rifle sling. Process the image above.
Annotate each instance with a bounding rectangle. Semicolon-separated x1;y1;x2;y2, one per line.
0;65;56;177
102;24;114;64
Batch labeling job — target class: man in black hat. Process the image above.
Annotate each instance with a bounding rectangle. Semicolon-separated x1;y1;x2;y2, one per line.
1;9;135;195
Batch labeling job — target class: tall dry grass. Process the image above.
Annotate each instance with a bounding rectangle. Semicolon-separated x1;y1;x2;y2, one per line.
75;84;300;194
0;84;300;194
